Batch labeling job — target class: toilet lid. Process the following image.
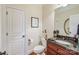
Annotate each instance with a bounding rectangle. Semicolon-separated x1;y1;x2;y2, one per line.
34;45;45;53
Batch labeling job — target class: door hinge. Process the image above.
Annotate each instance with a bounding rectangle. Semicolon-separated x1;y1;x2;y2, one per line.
6;11;8;15
6;33;8;36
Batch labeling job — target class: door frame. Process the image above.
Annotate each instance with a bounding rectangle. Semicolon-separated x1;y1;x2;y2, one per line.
1;5;27;55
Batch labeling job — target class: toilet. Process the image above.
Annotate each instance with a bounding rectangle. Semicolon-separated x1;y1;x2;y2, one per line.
33;37;46;55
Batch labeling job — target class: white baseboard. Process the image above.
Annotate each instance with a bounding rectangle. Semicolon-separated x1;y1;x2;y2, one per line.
26;49;33;55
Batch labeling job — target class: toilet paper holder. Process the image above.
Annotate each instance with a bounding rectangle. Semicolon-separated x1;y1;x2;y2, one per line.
28;39;31;45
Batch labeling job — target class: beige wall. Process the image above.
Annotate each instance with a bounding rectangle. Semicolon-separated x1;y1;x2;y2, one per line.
1;4;42;54
0;4;57;54
54;5;79;36
42;4;56;38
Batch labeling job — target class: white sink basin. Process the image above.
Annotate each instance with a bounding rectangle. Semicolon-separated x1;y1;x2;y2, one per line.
55;40;72;46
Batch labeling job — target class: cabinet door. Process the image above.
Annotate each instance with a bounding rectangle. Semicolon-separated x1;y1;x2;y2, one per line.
57;48;71;55
47;47;57;55
48;43;58;51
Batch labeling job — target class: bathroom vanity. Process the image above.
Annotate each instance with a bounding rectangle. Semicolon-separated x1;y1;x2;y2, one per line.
47;38;79;55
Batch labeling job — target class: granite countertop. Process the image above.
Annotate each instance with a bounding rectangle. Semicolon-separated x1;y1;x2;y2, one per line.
47;39;79;52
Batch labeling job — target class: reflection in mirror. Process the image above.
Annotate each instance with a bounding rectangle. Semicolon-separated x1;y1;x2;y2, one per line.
54;4;79;37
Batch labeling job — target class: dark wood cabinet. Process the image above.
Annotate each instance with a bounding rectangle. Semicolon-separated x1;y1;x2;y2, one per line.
47;41;79;55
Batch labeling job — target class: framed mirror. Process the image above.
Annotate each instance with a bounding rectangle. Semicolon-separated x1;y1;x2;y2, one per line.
64;18;71;35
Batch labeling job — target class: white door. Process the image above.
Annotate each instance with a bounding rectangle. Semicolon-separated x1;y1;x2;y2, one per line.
6;7;26;55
